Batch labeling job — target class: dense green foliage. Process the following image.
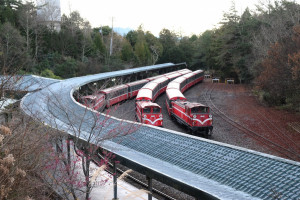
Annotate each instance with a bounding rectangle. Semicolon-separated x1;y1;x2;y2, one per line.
0;0;299;110
193;0;300;110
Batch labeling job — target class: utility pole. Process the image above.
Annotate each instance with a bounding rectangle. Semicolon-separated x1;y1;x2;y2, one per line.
110;17;114;56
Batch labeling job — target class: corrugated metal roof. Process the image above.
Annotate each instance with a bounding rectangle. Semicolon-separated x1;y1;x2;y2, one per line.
0;75;60;92
20;63;300;200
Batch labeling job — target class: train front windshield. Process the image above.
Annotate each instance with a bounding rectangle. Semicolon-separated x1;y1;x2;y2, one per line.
143;107;151;113
152;107;161;113
191;106;209;114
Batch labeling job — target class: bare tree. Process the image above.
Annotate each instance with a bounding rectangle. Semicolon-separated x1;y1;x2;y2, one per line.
32;84;140;200
36;0;61;31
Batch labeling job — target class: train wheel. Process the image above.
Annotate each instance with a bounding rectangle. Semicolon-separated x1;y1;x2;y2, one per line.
205;129;213;138
135;114;138;122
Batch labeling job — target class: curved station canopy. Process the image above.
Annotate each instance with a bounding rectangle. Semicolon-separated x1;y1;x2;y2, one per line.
21;63;300;200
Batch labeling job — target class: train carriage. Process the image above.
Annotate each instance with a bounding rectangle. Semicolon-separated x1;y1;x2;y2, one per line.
166;73;183;82
79;68;192;117
136;101;163;126
192;70;204;85
80;94;106;111
135;69;191;127
165;70;212;135
181;73;196;92
100;84;129;107
152;77;169;99
165;89;187;115
176;68;192;75
146;74;166;81
166;81;181;91
126;79;149;99
166;88;213;135
136;88;153;101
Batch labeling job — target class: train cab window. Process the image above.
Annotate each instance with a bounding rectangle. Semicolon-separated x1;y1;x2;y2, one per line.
153;107;161;113
191;107;208;113
143;107;151;113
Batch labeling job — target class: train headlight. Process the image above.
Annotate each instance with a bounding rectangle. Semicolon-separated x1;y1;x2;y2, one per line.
159;114;162;118
209;114;212;118
193;115;196;118
144;115;147;118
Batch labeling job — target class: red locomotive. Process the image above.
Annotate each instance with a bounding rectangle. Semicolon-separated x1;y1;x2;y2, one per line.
165;70;213;135
135;101;163;126
135;69;192;127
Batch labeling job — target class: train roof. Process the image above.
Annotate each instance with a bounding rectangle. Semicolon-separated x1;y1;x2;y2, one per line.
182;72;195;79
151;76;169;84
136;88;153;101
172;76;188;84
176;101;207;108
125;79;149;87
81;93;104;99
136;101;161;109
166;82;180;90
142;82;159;90
177;68;192;74
81;95;96;100
166;89;187;101
146;74;165;81
100;84;128;94
193;69;204;74
166;72;181;80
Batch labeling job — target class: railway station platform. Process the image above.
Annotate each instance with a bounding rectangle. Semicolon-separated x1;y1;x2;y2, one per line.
20;63;300;200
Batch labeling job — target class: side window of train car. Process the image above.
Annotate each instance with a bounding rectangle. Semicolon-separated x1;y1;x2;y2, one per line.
154;86;158;96
180;82;183;90
128;85;132;93
106;92;110;100
167;98;172;108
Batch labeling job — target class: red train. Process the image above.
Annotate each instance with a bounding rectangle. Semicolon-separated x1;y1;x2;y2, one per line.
165;70;213;135
135;69;192;126
80;69;191;112
80;94;105;111
135;101;163;126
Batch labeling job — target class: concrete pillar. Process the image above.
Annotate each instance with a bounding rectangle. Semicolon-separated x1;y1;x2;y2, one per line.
147;176;152;200
112;161;118;200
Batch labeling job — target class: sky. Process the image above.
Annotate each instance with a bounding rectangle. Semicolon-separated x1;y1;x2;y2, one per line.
59;0;270;36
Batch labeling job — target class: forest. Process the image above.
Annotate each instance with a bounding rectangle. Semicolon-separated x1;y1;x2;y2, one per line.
0;0;299;110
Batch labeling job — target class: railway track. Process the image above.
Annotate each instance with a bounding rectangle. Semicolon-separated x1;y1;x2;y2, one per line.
236;92;300;157
95;153;178;200
205;83;300;161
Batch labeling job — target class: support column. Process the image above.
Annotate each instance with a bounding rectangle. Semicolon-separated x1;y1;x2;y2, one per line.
147;176;152;200
112;161;118;200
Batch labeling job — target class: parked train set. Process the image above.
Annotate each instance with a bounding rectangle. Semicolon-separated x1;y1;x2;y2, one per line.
165;70;213;135
80;69;191;111
80;69;213;135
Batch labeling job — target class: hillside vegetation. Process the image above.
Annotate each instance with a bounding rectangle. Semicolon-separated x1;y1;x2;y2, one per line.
0;0;299;110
